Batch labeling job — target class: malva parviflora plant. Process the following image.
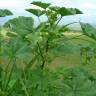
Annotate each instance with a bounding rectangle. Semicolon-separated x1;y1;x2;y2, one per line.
0;1;96;96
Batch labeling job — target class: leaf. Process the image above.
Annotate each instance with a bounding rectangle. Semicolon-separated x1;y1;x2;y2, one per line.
26;9;44;17
0;9;13;17
4;16;34;36
26;32;42;46
75;8;83;14
58;7;83;16
6;31;18;37
80;22;96;40
15;43;32;60
56;67;96;96
58;25;70;32
68;8;83;14
35;22;49;32
57;7;72;16
2;36;32;60
31;1;51;9
49;6;60;12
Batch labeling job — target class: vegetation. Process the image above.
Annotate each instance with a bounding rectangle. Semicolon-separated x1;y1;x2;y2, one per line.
0;1;96;96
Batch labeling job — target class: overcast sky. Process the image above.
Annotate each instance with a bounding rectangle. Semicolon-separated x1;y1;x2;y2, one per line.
0;0;96;15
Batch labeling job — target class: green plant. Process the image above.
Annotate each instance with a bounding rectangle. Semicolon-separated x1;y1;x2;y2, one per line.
80;22;96;65
0;1;96;96
0;9;13;17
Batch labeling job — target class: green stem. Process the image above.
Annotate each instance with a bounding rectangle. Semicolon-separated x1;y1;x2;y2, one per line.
37;42;45;69
20;78;30;96
5;56;13;73
25;55;37;72
63;22;78;28
38;16;41;24
4;57;16;91
69;36;96;44
45;36;50;52
46;40;49;52
56;34;95;44
21;67;30;96
55;16;63;27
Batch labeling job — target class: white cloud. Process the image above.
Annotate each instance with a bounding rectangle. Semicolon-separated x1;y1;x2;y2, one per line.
49;0;73;7
0;0;32;9
73;0;96;9
82;2;96;9
0;0;96;15
0;0;20;8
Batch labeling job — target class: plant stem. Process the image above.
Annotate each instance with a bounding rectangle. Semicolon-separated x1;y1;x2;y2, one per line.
69;36;96;44
37;42;45;69
25;55;37;72
46;40;49;52
21;67;30;96
45;35;50;52
4;57;16;91
5;56;13;73
55;16;63;27
38;16;41;24
20;78;30;96
63;22;78;28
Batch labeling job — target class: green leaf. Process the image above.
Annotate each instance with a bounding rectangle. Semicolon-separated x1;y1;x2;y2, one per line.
68;8;83;14
80;22;96;41
58;25;70;32
3;37;32;60
31;1;51;9
26;9;44;17
4;16;34;36
15;43;32;60
56;67;96;96
6;31;18;37
0;9;13;17
35;22;50;33
49;6;60;12
58;7;83;16
57;7;71;16
26;32;42;46
75;8;83;14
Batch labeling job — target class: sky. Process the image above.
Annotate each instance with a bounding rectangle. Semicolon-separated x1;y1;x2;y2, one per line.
0;0;96;26
0;0;96;15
